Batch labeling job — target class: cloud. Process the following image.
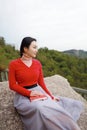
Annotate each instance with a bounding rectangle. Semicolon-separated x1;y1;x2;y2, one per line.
0;0;87;51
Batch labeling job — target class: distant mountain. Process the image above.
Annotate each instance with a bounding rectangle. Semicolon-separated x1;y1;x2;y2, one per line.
63;49;87;58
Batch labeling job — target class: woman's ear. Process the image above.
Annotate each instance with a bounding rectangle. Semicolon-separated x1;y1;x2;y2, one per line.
24;47;28;53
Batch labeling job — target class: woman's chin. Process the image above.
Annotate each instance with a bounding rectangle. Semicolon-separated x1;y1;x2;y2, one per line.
33;55;36;58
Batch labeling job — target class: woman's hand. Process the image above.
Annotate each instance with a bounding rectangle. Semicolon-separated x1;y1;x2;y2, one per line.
52;96;60;101
30;90;44;97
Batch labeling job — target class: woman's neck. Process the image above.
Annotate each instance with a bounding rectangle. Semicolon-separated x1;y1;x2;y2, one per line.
21;54;33;67
21;54;32;61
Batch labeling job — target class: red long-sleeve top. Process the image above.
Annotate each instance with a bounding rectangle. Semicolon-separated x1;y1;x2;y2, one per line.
8;58;53;98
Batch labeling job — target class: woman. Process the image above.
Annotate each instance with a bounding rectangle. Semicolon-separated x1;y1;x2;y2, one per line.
8;37;83;130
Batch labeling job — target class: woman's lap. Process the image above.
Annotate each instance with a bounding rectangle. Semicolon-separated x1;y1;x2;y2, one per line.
13;86;83;130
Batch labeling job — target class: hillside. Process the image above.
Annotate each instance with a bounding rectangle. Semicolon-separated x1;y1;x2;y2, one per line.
63;49;87;58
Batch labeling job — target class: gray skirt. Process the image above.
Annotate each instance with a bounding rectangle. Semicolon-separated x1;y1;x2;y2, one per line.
14;85;83;130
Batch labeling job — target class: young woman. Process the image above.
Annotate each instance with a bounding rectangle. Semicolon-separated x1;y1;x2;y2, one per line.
8;37;83;130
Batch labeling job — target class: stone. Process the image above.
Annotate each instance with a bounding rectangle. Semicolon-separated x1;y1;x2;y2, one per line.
0;75;87;130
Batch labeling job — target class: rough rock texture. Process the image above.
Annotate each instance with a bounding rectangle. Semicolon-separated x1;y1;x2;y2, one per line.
0;75;87;130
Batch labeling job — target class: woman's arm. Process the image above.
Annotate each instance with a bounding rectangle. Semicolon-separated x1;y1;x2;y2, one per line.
8;62;31;97
38;63;54;99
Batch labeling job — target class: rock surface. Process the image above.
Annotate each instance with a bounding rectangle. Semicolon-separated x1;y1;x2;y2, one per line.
0;75;87;130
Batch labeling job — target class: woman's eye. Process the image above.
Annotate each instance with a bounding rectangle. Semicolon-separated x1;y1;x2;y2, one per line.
33;46;37;49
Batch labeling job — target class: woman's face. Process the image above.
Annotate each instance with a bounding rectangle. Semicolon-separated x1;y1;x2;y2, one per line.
24;41;38;58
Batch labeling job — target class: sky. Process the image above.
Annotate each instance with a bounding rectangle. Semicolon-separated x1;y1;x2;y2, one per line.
0;0;87;51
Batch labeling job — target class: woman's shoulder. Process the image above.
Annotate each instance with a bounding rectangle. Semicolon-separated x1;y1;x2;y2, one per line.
9;58;20;66
33;59;41;65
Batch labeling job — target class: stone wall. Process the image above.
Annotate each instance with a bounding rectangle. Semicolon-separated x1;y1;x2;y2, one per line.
0;75;87;130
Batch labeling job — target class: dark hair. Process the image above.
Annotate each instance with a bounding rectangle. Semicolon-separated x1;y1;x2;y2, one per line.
20;37;37;57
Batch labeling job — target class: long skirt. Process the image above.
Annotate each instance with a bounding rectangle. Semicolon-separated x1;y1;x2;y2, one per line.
14;85;84;130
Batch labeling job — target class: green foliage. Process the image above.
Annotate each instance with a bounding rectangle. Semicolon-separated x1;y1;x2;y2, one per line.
37;47;87;89
0;37;19;71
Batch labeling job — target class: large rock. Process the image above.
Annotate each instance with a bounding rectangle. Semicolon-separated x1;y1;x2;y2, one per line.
0;75;87;130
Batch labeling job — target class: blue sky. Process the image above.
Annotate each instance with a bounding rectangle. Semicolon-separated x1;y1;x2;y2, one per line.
0;0;87;51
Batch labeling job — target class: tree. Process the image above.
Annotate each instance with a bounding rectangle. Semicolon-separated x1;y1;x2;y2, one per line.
0;37;5;46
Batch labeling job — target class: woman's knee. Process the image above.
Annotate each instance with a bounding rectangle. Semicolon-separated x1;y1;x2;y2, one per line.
33;102;43;112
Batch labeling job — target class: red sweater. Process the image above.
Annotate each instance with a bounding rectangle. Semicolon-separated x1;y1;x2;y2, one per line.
8;58;53;98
